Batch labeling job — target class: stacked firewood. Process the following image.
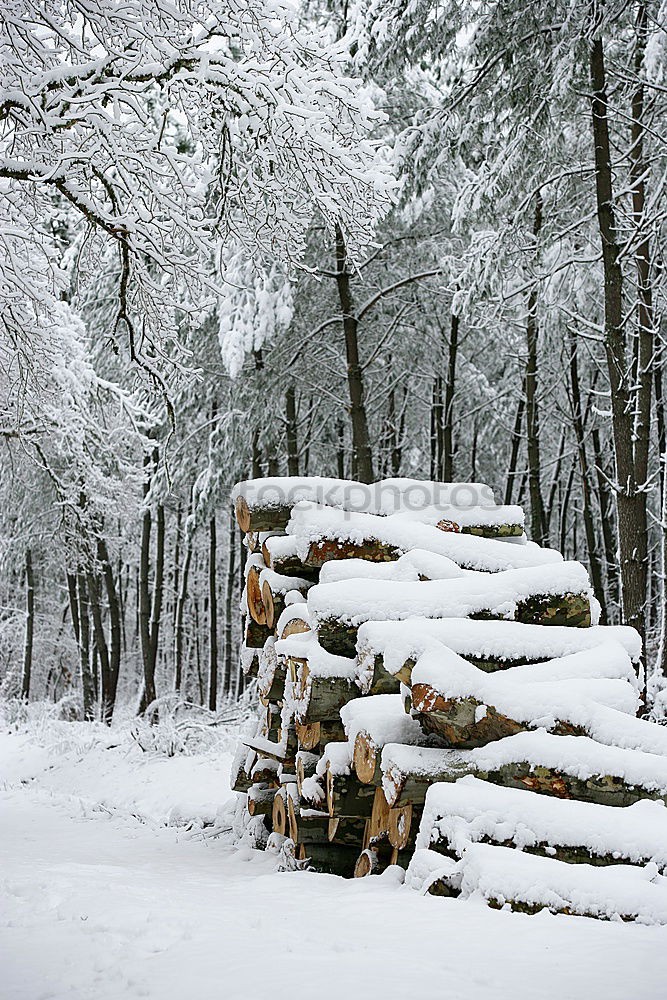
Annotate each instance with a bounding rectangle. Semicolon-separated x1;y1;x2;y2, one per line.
229;476;667;920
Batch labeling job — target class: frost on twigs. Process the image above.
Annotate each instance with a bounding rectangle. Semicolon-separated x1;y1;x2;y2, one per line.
1;0;395;387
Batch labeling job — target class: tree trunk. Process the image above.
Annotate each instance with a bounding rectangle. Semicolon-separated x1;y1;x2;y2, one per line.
656;450;667;677
567;328;607;621
383;382;396;478
208;514;218;712
443;312;459;481
393;385;408;475
77;573;95;719
147;500;165;707
172;500;182;645
559;457;577;558
20;548;34;700
174;537;192;693
138;457;154;709
430;374;443;480
285;385;299;476
525;191;547;546
97;537;121;724
544;427;566;540
67;571;80;644
589;28;648;649
591;426;619;609
504;387;525;505
470;417;478;482
86;569;111;720
251;429;262;479
223;512;236;695
336;419;345;479
334;224;374;483
629;0;653;513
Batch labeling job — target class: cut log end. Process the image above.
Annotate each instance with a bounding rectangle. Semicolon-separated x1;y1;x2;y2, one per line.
287;793;298;843
281;618;311;639
326;766;335;817
353;731;379;785
235;496;252;533
296;721;321;751
354;849;377;878
273;791;288;836
262;579;278;630
388;804;414;850
246;566;267;625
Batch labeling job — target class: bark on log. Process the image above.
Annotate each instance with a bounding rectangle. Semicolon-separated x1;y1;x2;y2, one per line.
425;875;461;898
485;895;632;920
296;842;359;877
305;537;401;569
316;620;360;657
363;787;391;847
231;764;254;793
514;591;591;628
241;647;260;678
280;723;299;767
265;702;281;731
428;830;658;869
385;751;667;810
262;724;281;745
241;737;293;765
327;816;367;847
464;524;524;538
262;540;320;583
258;659;286;703
251;758;280;784
365;648;557;692
326;769;376;818
245;619;273;649
296;718;346;751
299;775;327;810
294;660;359;723
317;592;592;657
235;496;294;534
247;786;277;817
296;751;319;793
357;657;401;696
289;800;331;845
411;684;585;748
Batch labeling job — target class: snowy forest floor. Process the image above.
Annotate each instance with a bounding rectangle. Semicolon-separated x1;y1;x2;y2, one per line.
1;708;666;1000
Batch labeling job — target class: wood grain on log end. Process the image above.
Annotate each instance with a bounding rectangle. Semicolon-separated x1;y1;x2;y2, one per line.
246;565;267;625
235;496;252;533
272;790;287;836
353;731;379;784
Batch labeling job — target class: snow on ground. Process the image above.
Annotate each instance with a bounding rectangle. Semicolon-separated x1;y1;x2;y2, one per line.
1;710;666;1000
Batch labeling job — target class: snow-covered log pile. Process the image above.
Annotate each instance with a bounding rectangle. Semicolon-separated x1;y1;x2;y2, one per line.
229;476;667;921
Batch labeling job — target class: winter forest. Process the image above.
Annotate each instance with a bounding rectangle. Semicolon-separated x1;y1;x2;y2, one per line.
2;2;667;998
